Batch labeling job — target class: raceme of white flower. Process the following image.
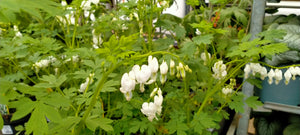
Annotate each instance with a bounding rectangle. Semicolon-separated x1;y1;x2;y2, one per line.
267;69;275;84
140;102;157;121
176;62;186;79
196;29;201;35
61;0;67;6
13;25;22;38
222;87;233;95
212;60;227;80
79;73;94;93
120;71;136;101
147;56;159;84
92;30;103;49
160;61;168;84
64;55;80;63
33;56;58;72
141;88;163;121
244;63;300;85
170;59;175;76
274;69;282;85
201;52;211;65
288;66;300;80
132;64;152;92
284;69;292;85
81;0;99;10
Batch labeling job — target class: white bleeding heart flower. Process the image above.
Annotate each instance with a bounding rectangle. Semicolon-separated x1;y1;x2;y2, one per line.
267;69;275;84
120;72;136;94
284;69;292;85
160;60;168;75
274;69;282;85
132;65;151;92
170;59;175;76
141;102;157;122
148;55;159;73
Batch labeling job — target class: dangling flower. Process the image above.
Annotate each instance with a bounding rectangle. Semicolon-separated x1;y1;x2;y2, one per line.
124;91;132;101
141;102;157;122
120;72;136;94
141;88;164;121
249;63;262;76
170;59;176;76
267;69;275;84
201;52;211;65
79;73;94;93
160;61;168;75
177;62;186;79
288;67;300;80
154;93;163;115
61;0;67;6
147;56;159;84
212;60;227;80
274;69;282;85
222;87;233;95
259;67;268;80
160;61;168;84
284;69;292;85
244;64;251;79
150;87;159;97
132;65;151;92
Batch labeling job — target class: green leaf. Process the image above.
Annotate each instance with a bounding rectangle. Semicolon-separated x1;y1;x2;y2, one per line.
83;60;97;69
0;79;14;94
129;118;156;134
102;80;120;92
261;43;289;57
228;93;245;113
153;38;174;51
40;103;62;123
165;111;188;134
25;103;49;135
86;117;113;132
0;0;61;23
192;34;214;45
180;40;197;58
10;98;36;121
0;95;9;105
0;115;3;129
245;96;263;109
41;92;71;108
191;112;219;134
48;116;81;134
72;70;92;79
37;74;67;88
15;83;47;98
257;29;286;40
174;25;186;39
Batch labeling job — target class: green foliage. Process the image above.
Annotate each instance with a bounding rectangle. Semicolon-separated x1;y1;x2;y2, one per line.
228;93;245;113
0;116;3;129
227;30;289;59
245;96;263;109
191;112;221;134
0;0;61;23
129;118;156;134
86;117;113;132
219;7;249;27
165;111;189;135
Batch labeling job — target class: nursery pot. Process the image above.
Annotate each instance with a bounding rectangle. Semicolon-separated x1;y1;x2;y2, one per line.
259;68;300;106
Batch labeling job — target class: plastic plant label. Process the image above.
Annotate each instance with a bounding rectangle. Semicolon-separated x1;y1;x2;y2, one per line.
1;125;13;135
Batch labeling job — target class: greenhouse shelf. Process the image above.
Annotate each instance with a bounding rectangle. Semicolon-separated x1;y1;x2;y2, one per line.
263;102;300;115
